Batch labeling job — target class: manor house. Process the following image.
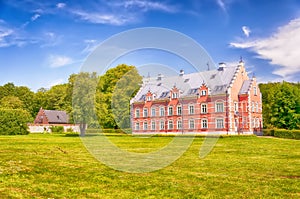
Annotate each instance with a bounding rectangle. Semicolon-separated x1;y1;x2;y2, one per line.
130;60;262;135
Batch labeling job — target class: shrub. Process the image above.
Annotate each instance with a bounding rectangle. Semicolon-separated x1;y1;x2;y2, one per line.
0;108;32;135
50;126;64;133
273;129;300;140
263;129;275;136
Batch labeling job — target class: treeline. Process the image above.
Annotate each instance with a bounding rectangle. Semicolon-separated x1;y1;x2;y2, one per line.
0;64;142;134
259;81;300;130
1;64;300;134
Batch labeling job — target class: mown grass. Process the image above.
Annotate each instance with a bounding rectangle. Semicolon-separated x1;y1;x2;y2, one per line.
0;134;299;198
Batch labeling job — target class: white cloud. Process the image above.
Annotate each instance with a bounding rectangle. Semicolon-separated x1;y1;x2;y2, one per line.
72;10;133;25
48;55;73;68
216;0;226;12
31;13;40;21
82;39;100;54
123;0;177;13
230;18;300;80
242;26;251;37
56;3;66;9
0;25;14;47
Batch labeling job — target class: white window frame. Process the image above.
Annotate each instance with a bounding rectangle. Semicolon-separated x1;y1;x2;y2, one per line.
172;92;178;99
201;103;207;114
189;119;195;129
216;118;224;129
201;90;207;96
177;120;182;129
160;107;165;116
160;120;165;130
151;121;156;130
151;107;156;117
177;105;182;115
135;109;140;118
216;102;224;112
201;119;208;129
143;122;148;130
168;120;173;130
254;86;257;96
135;122;140;130
168;106;173;116
143;108;148;117
189;104;195;115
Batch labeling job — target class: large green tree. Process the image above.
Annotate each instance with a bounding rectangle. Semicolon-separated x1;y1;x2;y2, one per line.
95;64;142;129
72;72;98;136
259;81;300;129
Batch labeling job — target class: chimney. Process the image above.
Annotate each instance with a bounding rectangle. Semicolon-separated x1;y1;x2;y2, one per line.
218;62;226;71
179;69;184;76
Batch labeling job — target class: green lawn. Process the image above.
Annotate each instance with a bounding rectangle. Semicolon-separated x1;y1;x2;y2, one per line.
0;134;299;198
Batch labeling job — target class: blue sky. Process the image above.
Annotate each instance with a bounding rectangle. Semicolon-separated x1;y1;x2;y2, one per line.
1;0;300;91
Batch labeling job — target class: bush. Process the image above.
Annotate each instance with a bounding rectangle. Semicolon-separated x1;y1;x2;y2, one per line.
263;129;275;136
0;108;32;135
273;129;300;140
50;126;64;133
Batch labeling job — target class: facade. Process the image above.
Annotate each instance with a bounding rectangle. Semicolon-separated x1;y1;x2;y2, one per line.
130;61;262;135
34;107;69;124
29;107;79;133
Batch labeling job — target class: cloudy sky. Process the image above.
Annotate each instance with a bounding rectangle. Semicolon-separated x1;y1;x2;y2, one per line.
1;0;300;91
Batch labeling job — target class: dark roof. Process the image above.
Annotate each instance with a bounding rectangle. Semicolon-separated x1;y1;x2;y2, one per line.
44;110;69;124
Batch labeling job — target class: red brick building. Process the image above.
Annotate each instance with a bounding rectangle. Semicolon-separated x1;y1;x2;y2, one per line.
34;107;69;124
130;61;262;135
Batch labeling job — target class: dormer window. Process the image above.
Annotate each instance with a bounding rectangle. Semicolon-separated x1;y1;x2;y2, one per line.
201;90;207;96
172;92;178;99
147;96;152;101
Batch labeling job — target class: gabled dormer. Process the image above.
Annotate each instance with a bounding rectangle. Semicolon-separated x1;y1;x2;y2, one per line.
146;90;153;102
198;82;209;102
171;85;179;99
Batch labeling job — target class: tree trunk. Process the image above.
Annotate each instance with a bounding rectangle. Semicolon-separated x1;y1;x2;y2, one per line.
80;123;87;136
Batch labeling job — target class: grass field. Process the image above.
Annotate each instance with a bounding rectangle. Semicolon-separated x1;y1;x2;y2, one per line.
0;133;299;198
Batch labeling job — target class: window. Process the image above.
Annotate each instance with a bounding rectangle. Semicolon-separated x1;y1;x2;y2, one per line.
189;104;195;114
143;122;148;130
216;119;224;129
201;104;207;114
168;120;173;129
256;118;260;128
177;120;182;129
151;121;156;130
202;119;208;129
254;86;257;96
160;120;165;130
151;107;156;117
143;108;148;117
256;102;259;113
160;107;165;116
251;102;255;112
135;109;140;118
216;102;224;112
135;123;140;130
177;106;182;115
189;119;195;129
147;96;152;101
201;90;207;96
168;106;173;116
234;102;238;112
172;92;178;98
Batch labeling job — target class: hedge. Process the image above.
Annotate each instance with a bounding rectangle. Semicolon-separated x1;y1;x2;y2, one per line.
50;126;64;133
0;108;32;135
263;129;300;140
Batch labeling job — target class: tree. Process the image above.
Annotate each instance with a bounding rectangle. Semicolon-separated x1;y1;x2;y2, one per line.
0;109;32;135
95;64;142;129
0;96;24;109
72;72;98;136
259;81;300;129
